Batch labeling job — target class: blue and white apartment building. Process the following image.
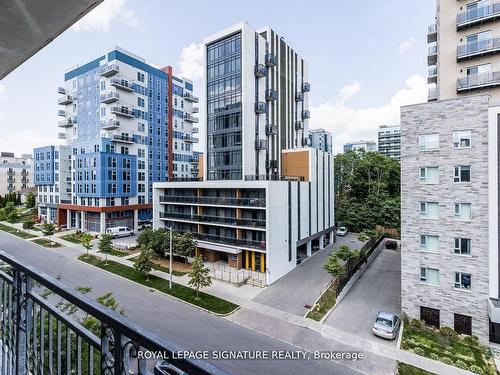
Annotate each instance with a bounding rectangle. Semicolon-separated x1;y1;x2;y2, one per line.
34;47;198;232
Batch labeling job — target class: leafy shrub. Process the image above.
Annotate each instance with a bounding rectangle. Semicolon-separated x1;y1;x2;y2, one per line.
439;326;458;337
410;319;423;328
463;335;479;346
455;360;467;369
469;365;483;374
413;347;426;356
441;357;453;365
429;352;439;360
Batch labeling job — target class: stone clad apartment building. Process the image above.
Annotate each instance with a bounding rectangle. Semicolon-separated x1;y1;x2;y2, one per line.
153;22;334;285
403;0;500;342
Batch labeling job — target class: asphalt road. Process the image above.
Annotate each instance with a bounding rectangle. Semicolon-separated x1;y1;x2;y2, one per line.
325;244;401;345
0;231;362;375
253;233;364;316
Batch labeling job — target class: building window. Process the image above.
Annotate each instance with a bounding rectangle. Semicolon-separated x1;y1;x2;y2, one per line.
453;131;471;149
420;202;439;219
454;165;471;183
454;203;472;221
454;314;472;336
420;167;439;184
420;235;439;252
419;134;440;151
454;238;471;255
420;267;440;285
454;272;471;290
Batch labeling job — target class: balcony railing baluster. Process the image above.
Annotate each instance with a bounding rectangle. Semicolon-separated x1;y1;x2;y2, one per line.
0;252;230;375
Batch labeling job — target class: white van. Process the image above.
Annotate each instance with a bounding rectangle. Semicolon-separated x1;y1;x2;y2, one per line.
106;226;134;238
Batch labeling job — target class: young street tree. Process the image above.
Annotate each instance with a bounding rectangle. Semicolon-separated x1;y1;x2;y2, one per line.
174;232;196;263
323;253;345;280
6;210;19;226
134;248;159;281
98;233;114;265
188;256;212;300
41;221;56;242
81;233;94;255
25;192;36;208
22;217;35;233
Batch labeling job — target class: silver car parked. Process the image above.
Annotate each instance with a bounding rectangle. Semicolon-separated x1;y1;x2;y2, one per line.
372;312;401;340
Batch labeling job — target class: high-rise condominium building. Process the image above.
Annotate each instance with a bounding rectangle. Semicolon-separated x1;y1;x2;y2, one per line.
34;47;198;232
402;0;500;343
309;129;333;153
427;0;500;102
343;140;377;153
153;22;334;286
0;152;33;196
378;125;401;160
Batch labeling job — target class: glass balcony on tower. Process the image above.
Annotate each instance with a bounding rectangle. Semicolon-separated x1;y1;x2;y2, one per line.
183;113;199;123
265;53;278;67
192;107;199;114
255;101;266;114
428;65;437;84
110;106;134;118
255;139;268;150
184;134;199;143
265;124;277;135
302;82;311;92
58;95;74;105
100;64;120;77
100;91;120;103
428;44;438;66
266;89;278;101
57;110;66;117
183;92;199;103
58;117;77;127
295;121;304;130
101;119;120;130
427;24;437;43
302;110;310;119
295;92;304;102
110;77;134;92
457;2;500;29
57;87;66;95
255;63;267;78
457;37;500;60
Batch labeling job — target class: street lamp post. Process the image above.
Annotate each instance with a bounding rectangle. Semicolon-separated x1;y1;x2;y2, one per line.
165;225;173;289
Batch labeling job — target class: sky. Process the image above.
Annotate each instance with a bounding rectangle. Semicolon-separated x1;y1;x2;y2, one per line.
0;0;435;155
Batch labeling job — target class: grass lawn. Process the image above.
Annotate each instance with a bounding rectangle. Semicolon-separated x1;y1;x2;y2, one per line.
31;238;63;248
0;223;36;239
157;264;188;277
98;248;130;257
306;285;336;321
78;254;238;314
396;362;435;375
402;319;496;374
60;233;84;244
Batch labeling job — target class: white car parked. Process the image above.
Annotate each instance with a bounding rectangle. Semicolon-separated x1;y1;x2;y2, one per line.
336;227;349;236
106;226;134;239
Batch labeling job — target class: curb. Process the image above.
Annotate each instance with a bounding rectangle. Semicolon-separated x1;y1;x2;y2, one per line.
396;320;404;350
75;256;239;317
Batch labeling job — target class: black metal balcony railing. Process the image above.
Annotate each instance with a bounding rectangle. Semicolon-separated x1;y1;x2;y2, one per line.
0;251;228;375
158;195;266;208
166;229;266;251
457;71;500;91
457;2;500;28
457;37;500;59
244;174;305;182
170;177;203;182
159;211;266;228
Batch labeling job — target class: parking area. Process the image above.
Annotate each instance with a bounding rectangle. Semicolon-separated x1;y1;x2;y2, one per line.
253;233;365;316
324;241;401;346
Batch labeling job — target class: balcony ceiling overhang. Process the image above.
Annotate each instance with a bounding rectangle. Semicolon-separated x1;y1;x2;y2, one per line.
0;0;103;79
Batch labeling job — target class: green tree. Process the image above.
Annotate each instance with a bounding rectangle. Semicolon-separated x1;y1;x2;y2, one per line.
4;201;15;216
6;210;19;226
133;248;158;280
187;256;212;299
25;192;36;208
41;221;56;242
323;253;345;280
335;245;356;262
174;232;196;262
137;228;170;257
98;233;113;265
81;233;93;255
334;150;400;232
22;217;35;233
